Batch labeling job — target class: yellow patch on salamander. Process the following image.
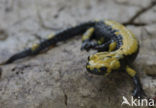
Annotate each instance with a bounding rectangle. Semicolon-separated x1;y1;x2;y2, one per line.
126;66;136;77
31;43;39;51
109;41;117;51
104;20;138;55
47;33;55;39
82;27;94;41
98;37;105;45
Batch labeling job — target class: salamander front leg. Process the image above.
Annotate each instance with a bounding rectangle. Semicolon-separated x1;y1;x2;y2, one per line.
126;66;146;98
81;27;96;51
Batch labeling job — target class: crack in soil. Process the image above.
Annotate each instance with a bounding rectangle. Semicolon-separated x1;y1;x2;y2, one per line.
123;0;156;26
64;92;68;106
36;9;62;31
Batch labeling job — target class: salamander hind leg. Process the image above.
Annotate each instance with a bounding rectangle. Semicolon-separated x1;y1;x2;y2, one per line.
126;65;146;98
81;27;97;51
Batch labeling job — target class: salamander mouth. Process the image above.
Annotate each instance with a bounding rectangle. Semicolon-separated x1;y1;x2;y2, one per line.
86;63;107;75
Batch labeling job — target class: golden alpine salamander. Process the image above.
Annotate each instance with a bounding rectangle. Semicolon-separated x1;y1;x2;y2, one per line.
0;20;145;98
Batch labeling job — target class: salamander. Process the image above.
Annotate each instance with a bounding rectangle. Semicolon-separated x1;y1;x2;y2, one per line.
0;19;145;98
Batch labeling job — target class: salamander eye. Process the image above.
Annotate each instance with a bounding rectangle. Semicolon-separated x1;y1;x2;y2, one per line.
86;66;107;75
93;68;99;73
100;67;107;72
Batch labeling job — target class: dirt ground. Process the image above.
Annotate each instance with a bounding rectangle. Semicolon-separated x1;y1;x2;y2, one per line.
0;0;156;108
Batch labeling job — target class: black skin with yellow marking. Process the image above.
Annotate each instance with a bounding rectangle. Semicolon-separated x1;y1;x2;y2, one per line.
0;20;145;98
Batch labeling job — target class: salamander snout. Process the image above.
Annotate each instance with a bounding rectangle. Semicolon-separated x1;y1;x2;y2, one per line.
86;52;122;75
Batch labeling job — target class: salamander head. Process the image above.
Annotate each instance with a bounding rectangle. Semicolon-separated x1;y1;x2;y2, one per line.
86;52;123;75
